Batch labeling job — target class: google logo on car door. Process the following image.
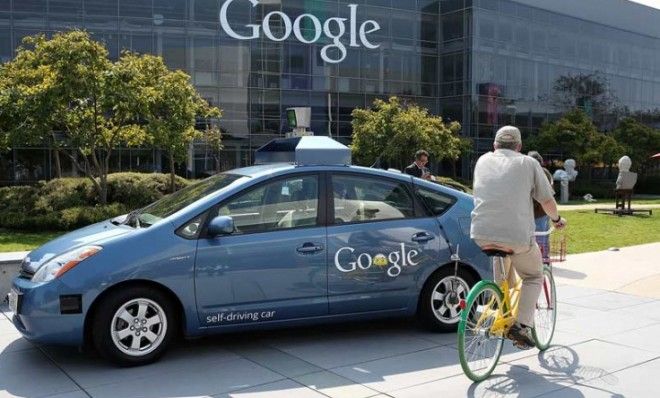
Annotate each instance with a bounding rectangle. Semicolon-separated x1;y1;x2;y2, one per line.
220;0;381;64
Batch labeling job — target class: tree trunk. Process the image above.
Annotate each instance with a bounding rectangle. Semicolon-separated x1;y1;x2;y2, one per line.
99;174;108;205
91;150;107;205
169;153;176;194
53;149;62;178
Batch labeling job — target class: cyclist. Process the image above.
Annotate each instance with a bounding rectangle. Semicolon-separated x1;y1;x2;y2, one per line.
470;126;566;349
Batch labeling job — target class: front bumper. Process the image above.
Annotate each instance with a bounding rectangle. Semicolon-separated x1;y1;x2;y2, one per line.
10;277;85;346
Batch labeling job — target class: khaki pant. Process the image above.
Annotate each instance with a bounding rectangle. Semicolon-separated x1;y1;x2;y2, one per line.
474;239;543;327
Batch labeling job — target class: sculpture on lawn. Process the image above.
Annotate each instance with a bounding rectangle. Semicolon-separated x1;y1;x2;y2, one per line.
553;159;578;204
616;156;637;190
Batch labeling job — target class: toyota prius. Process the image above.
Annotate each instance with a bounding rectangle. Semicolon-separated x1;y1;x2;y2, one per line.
7;136;490;366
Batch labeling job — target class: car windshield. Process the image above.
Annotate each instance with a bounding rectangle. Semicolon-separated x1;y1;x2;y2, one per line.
126;173;244;228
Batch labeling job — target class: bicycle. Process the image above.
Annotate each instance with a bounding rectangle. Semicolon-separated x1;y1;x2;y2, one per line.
457;228;558;382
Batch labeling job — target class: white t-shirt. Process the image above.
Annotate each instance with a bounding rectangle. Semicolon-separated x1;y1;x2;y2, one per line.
470;149;555;246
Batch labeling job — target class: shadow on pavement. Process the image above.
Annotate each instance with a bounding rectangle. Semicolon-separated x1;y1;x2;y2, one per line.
0;319;628;398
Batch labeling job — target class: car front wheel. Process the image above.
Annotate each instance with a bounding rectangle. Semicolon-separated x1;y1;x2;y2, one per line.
92;286;176;366
418;267;475;332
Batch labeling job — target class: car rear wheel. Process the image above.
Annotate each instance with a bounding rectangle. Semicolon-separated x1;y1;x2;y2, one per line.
418;267;476;332
92;286;176;366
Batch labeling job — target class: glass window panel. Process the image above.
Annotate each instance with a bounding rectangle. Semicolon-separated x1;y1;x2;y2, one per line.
416;187;455;215
193;36;216;71
154;0;186;20
14;149;48;182
332;174;415;223
13;0;46;13
193;0;218;21
441;11;464;41
162;35;187;70
50;0;83;14
85;0;118;15
421;13;439;42
419;0;439;14
440;0;463;14
284;43;310;75
218;175;319;233
0;28;10;62
119;0;150;18
478;15;495;39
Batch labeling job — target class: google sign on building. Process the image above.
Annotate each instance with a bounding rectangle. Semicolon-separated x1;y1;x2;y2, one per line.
220;0;382;63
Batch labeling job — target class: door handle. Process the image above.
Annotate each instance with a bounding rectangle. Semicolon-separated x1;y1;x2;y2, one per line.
412;232;435;243
297;242;324;254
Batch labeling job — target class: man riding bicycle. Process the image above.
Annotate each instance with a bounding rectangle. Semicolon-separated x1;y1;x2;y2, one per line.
471;126;566;349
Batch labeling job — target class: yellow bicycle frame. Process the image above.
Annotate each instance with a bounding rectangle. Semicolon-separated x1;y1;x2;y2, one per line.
475;256;522;337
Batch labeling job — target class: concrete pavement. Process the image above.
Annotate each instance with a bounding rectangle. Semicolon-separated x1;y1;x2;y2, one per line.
553;242;660;299
1;243;660;397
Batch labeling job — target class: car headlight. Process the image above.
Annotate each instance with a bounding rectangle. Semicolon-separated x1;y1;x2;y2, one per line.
31;246;102;283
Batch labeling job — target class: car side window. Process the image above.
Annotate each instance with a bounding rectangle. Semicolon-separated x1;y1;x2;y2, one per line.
416;187;456;216
216;175;319;234
332;174;414;224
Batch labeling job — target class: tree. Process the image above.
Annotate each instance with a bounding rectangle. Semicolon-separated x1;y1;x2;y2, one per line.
0;30;222;200
351;97;467;170
0;31;148;203
202;126;224;174
613;117;660;177
139;54;221;192
533;108;626;180
534;108;600;163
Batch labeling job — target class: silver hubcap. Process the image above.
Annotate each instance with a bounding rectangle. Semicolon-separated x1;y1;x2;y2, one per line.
111;298;167;357
431;276;469;323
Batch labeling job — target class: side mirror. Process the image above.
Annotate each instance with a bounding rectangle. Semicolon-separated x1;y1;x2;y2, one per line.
207;216;235;237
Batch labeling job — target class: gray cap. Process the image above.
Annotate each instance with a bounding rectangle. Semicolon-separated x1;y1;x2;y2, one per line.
528;151;543;164
494;126;522;144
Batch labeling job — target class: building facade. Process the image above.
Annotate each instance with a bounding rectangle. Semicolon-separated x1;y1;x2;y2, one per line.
1;0;660;184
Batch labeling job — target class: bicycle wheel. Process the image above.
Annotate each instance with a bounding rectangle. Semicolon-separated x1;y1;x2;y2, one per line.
532;265;557;350
458;281;505;382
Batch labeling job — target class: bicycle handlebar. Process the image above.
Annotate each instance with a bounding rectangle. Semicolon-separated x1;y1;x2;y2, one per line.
533;226;555;237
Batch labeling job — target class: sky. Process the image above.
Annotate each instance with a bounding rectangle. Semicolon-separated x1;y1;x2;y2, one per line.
629;0;660;9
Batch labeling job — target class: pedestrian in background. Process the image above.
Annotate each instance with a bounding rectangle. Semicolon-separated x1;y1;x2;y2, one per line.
528;151;554;259
404;150;435;180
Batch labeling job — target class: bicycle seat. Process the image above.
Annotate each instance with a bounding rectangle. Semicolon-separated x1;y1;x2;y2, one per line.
481;249;514;257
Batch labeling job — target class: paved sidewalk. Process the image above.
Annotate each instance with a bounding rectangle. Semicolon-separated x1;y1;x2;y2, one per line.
554;242;660;299
2;243;660;397
2;280;660;398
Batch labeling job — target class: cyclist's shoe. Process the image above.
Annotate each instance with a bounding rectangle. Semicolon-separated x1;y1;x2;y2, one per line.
507;323;535;350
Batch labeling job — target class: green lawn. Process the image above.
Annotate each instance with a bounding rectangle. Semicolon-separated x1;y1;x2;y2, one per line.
560;210;660;254
0;229;64;252
560;198;660;206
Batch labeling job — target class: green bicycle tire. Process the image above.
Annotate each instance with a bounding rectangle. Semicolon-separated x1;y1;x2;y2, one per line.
532;265;557;351
458;280;505;382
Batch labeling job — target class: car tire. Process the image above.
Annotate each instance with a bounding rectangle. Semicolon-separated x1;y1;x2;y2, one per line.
91;286;176;366
418;266;476;332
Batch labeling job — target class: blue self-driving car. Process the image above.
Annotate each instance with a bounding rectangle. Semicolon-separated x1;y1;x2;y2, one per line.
7;137;490;366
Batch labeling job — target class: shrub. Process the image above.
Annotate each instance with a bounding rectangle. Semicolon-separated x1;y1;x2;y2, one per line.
0;186;39;214
0;173;190;231
106;173;190;208
59;204;130;230
34;178;95;212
